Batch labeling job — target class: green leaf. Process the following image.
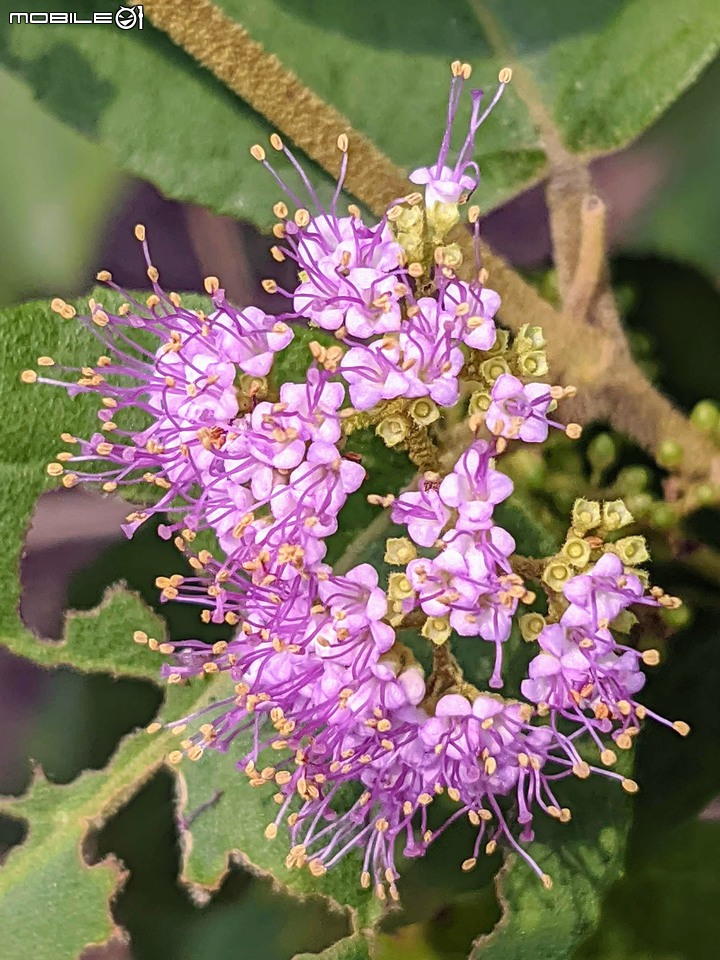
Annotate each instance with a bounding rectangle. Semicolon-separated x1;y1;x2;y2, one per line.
0;674;200;960
292;934;374;960
1;0;716;227
470;771;631;960
175;726;382;930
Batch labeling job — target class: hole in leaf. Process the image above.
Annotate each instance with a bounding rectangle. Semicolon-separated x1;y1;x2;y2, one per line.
93;772;351;960
0;813;28;866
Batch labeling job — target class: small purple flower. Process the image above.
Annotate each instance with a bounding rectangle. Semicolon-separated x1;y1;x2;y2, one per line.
486;374;554;442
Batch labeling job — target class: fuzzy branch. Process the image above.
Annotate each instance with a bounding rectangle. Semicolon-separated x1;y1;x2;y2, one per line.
141;0;719;486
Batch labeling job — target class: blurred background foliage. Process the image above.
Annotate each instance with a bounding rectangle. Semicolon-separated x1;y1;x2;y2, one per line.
0;11;719;960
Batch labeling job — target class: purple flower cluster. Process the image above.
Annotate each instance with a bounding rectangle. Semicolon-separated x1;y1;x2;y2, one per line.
30;61;688;898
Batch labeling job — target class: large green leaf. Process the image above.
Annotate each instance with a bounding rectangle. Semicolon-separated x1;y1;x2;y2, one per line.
0;0;716;227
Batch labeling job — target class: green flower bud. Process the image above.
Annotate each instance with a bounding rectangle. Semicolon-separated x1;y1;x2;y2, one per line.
561;536;592;568
692;482;718;507
437;243;463;270
396;205;424;234
543;558;573;592
384;537;417;566
376;415;409;448
515;350;549;379
587;433;617;472
396;232;424;263
480;356;510;384
649;502;677;530
690;399;719;433
519;612;546;642
611;609;637;633
661;603;692;631
468;390;491;417
572;498;602;533
624;492;654;518
615;466;651;495
422;615;452;646
426;202;460;239
611;536;650;566
656;438;683;469
388;572;415;602
409;397;440;427
603;499;634;531
514;323;547;353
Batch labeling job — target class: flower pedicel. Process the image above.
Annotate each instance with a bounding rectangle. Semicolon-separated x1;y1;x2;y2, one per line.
25;61;688;898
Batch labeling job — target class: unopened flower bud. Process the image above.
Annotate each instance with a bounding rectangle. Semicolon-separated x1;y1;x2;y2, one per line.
480;356;510;383
409;397;440;426
426;202;460;240
384;537;417;566
514;323;547;354
572;498;601;533
561;536;591;568
690;399;719;433
435;242;463;270
649;502;677;530
542;558;573;592
661;603;692;631
468;390;491;417
376;415;409;448
611;536;649;566
587;433;617;472
515;350;548;379
421;615;452;645
603;499;634;531
691;482;718;507
656;438;683;469
519;612;546;642
388;573;414;602
615;466;651;495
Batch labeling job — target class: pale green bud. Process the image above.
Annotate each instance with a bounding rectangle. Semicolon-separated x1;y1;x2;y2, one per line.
616;466;651;495
468;390;492;417
376;415;409;448
421;615;452;646
519;612;546;642
690;399;719;433
396;205;424;234
561;536;592;568
603;499;634;531
657;438;683;469
514;323;547;353
587;433;617;472
384;537;417;566
542;558;573;592
437;242;463;270
515;350;549;379
649;502;677;530
409;397;440;427
426;202;460;240
388;572;414;602
480;356;510;383
572;498;602;533
612;536;650;566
